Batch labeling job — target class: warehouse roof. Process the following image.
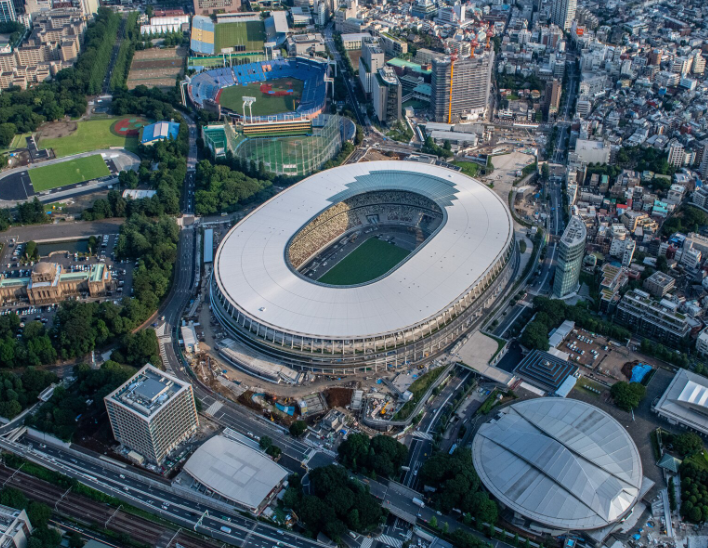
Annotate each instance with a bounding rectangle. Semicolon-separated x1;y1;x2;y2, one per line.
472;398;642;531
654;368;708;436
183;436;288;512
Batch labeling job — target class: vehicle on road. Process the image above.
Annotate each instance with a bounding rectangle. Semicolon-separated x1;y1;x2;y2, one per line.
412;497;425;508
220;526;232;534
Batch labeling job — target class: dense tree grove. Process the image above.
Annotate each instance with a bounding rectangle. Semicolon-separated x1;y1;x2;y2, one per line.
680;461;708;523
661;205;708;237
671;432;704;457
109;12;140;91
640;339;691;368
282;466;384;540
194;159;272;216
25;361;135;440
338;433;408;479
0;368;56;418
0;315;56;368
610;381;646;411
419;448;498;523
521;297;631;351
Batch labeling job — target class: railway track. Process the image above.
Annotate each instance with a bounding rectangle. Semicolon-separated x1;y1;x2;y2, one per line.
0;464;221;548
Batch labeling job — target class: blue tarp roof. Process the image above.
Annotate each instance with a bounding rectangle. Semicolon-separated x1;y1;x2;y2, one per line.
141;121;180;144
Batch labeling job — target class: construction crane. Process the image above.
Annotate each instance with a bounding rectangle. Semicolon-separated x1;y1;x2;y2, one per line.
447;49;458;124
470;37;479;58
486;23;494;49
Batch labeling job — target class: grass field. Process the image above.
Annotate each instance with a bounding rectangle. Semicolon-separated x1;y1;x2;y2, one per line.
219;78;304;116
38;118;140;157
452;161;481;177
28;155;110;192
319;238;410;286
214;21;265;53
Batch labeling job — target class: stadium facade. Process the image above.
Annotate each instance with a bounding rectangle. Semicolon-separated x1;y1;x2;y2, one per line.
211;162;516;373
473;398;647;544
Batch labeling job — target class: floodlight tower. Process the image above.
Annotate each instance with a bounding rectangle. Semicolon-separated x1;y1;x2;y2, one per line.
242;96;256;122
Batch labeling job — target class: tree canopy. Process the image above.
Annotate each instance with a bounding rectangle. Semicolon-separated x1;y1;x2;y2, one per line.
338;433;408;479
610;381;646;411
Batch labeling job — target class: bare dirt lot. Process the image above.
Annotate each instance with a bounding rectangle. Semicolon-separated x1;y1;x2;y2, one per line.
127;47;187;91
36;120;78;140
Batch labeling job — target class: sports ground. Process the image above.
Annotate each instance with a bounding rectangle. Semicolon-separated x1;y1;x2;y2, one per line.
219;78;304;116
319;238;411;286
214;21;265;53
38;117;144;157
28;155;110;192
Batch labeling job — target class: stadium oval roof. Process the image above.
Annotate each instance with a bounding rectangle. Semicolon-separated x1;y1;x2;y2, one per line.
183;436;288;512
472;398;642;531
213;161;514;339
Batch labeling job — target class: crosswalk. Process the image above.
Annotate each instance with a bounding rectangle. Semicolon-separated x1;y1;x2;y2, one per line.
412;431;433;441
360;538;373;548
205;401;223;416
375;535;403;548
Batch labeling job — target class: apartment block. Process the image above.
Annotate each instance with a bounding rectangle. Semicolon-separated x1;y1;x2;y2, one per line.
643;271;676;298
616;289;691;347
105;364;199;465
193;0;241;15
431;51;494;122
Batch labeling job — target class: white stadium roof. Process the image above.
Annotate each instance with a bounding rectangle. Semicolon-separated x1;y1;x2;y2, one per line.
213;161;513;339
183;436;288;511
472;398;642;531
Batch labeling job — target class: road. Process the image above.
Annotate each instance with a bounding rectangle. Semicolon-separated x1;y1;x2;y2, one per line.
6;437;324;548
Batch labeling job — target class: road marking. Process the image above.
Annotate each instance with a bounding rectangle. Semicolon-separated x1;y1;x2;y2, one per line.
205;402;223;416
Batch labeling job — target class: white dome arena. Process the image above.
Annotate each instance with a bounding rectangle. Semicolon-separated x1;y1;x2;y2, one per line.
211;161;516;372
472;398;643;532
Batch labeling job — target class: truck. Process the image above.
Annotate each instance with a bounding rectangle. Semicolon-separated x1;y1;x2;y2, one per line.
220;526;232;534
412;498;425;508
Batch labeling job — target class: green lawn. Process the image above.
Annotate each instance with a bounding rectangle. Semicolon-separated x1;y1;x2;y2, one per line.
319;238;410;286
38;118;139;157
219;78;304;116
214;21;265;53
452;161;481;178
28;155;110;191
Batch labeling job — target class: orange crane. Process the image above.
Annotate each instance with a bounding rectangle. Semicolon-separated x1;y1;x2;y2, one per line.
470;37;479;58
447;49;458;124
486;23;494;49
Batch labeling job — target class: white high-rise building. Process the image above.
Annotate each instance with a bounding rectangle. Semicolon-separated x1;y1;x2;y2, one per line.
552;0;576;31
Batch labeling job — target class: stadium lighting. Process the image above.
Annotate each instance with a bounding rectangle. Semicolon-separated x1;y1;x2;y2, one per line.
242;96;256;122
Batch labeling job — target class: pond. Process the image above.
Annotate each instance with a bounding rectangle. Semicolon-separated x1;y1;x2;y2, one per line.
36;239;90;257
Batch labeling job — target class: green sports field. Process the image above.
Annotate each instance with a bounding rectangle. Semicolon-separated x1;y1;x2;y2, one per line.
28;155;110;192
319;238;411;286
214;21;265;53
38;118;140;157
219;78;304;116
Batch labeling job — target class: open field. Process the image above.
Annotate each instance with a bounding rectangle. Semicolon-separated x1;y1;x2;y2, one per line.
319;238;410;285
127;47;187;91
218;78;304;115
28;155;110;191
38;118;140;157
214;21;265;53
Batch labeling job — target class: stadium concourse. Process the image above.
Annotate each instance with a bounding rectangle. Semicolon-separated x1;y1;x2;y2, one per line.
187;58;328;121
211;161;517;374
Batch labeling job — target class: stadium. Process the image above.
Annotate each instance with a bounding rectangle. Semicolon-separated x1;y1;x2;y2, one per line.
211;161;517;373
472;398;645;542
187;57;328;122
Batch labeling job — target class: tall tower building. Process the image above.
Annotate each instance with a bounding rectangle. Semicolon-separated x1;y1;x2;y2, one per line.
553;216;586;298
105;364;199;465
359;39;384;95
430;51;494;123
545;79;562;117
667;139;685;167
552;0;576;31
0;0;16;23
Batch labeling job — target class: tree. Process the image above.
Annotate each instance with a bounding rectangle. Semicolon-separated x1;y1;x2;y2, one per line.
259;436;273;451
610;381;646;411
68;532;84;548
673;433;704;457
289;420;307;438
430;515;438;529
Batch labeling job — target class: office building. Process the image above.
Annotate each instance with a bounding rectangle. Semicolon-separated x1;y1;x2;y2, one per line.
643;271;676;298
411;0;437;19
616;289;691;346
0;504;32;548
553;216;586;298
431;51;494;123
105;364;199;465
545;79;562;117
696;327;708;358
359;38;384;95
193;0;241;16
372;66;401;125
0;0;15;23
552;0;576;31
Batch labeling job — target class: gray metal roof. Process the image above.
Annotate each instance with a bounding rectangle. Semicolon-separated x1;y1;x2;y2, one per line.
183;436;288;511
213;161;513;339
472;398;642;531
654;368;708;436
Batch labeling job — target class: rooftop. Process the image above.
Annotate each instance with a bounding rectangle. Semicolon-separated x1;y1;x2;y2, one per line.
107;364;189;419
654;369;708;436
561;216;587;247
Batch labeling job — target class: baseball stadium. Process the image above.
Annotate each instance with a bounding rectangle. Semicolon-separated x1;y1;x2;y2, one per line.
187;57;328;122
211;162;517;374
